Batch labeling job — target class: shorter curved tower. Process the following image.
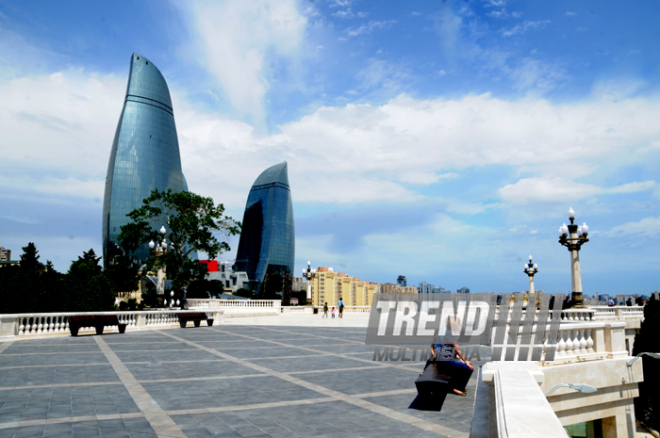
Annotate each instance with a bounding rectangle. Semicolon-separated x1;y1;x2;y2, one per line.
235;162;295;291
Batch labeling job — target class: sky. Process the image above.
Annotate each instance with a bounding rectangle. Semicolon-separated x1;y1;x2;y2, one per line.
1;0;660;295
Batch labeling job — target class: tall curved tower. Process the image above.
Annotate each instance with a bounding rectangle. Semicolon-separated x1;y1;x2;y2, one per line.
103;53;187;268
235;162;295;292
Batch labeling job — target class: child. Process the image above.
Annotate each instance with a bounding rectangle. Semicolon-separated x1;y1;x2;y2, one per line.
331;307;336;318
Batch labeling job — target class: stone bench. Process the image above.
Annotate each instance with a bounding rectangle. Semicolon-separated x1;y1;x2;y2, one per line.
178;312;213;328
415;361;452;399
68;315;126;336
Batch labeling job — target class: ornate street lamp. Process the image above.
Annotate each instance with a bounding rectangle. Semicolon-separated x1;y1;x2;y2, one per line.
524;255;539;295
558;208;590;308
627;352;660;367
149;226;169;300
545;383;597;397
302;261;318;306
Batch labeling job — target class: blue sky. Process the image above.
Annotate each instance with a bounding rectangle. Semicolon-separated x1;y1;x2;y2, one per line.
1;0;660;295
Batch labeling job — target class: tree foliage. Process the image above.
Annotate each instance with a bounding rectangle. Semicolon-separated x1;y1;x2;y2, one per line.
257;265;292;303
63;249;115;312
118;189;240;296
0;244;115;313
187;280;224;299
633;297;660;429
104;242;140;294
233;288;254;298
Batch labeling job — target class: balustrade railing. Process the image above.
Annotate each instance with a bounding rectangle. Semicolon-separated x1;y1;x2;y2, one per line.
187;299;279;309
0;310;222;337
313;306;371;313
590;305;644;321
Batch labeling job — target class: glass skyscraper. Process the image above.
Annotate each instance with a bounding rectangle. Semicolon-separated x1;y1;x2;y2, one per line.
235;162;295;292
102;53;188;268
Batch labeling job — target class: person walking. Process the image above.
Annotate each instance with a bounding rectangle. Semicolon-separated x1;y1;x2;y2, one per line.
338;297;345;318
331;307;336;318
323;302;329;318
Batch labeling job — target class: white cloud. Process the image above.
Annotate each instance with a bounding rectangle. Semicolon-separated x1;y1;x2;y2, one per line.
510;58;565;95
328;0;353;7
332;8;366;19
483;0;507;7
175;0;308;124
175;91;660;210
0;69;124;200
500;178;656;204
4;63;660;216
345;20;396;37
487;9;508;18
501;20;551;37
602;216;660;239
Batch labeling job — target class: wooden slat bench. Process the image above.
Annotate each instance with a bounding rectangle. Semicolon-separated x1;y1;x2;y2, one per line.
178;312;213;328
68;315;127;336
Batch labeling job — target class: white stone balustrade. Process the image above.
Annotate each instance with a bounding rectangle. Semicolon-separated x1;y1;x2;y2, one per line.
188;299;281;317
312;306;371;313
281;306;313;314
590;305;644;321
0;310;223;338
491;321;628;364
474;320;641;438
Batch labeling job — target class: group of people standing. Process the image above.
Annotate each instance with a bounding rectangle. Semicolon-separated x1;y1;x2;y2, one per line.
322;298;344;318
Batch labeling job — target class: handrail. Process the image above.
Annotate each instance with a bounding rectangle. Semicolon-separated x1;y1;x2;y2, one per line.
0;310;223;337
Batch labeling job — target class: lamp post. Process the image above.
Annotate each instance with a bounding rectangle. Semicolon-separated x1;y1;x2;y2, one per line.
148;226;168;301
545;383;597;397
524;255;538;295
627;352;660;367
302;261;318;306
558;208;590;308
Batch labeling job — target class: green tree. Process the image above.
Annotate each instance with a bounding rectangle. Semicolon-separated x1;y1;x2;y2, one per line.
258;265;292;302
104;242;140;294
63;249;115;312
20;242;45;274
118;189;240;299
233;288;253;298
633;297;660;430
0;243;50;313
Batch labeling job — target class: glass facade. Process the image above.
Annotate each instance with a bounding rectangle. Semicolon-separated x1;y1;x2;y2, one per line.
235;162;295;291
102;53;188;268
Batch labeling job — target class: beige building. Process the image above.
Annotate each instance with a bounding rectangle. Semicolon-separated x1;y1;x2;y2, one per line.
309;267;379;307
0;247;11;262
379;283;419;294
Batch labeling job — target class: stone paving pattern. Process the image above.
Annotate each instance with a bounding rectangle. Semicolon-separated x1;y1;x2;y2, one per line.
0;324;488;437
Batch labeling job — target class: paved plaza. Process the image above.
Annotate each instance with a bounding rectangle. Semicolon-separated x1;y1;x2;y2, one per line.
0;320;488;437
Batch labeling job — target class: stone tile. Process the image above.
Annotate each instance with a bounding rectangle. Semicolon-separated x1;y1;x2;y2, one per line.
0;325;478;437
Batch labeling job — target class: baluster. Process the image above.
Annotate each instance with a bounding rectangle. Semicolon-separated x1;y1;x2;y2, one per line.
579;329;588;353
18;318;25;335
564;330;574;355
48;317;54;333
557;331;566;356
586;329;594;353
